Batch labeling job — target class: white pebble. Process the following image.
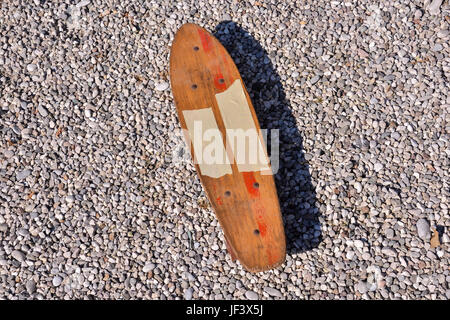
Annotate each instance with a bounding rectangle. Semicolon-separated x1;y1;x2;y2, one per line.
155;82;169;91
52;276;62;287
27;64;37;72
374;163;383;172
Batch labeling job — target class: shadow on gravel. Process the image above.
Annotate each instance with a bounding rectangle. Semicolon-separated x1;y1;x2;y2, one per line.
213;22;321;256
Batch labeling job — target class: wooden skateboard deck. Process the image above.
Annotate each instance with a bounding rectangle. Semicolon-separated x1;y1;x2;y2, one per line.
169;23;286;272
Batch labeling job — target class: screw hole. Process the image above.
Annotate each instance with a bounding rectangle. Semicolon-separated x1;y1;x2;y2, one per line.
191;84;197;89
224;190;231;197
193;46;199;51
218;78;224;84
254;229;260;235
253;182;259;189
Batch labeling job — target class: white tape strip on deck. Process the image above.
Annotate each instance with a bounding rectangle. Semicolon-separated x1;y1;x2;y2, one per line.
182;108;232;178
215;79;270;172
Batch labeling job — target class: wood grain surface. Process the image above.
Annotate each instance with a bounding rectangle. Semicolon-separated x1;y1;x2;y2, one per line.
169;23;286;272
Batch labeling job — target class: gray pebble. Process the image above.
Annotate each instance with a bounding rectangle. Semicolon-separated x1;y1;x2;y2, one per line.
264;287;282;297
414;9;423;19
26;280;36;294
76;0;90;7
427;0;443;15
16;169;31;181
346;251;355;260
17;228;29;237
184;288;193;300
245;290;259;300
222;13;232;21
354;240;364;248
416;219;431;239
37;105;48;117
432;43;443;52
11;250;26;262
356;281;368;294
310;75;320;85
3;150;14;158
442;234;449;243
382;247;397;257
143;263;155;272
385;228;395;239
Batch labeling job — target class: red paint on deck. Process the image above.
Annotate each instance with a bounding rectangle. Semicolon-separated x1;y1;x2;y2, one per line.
197;28;212;53
213;72;227;91
243;172;277;264
266;248;277;265
257;221;267;237
256;204;276;265
197;28;227;92
216;196;223;205
242;172;260;198
254;204;267;237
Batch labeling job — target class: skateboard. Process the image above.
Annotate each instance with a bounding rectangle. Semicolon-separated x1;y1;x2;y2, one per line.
169;23;286;272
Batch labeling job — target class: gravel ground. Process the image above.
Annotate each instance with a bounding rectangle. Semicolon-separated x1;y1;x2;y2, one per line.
0;0;448;300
